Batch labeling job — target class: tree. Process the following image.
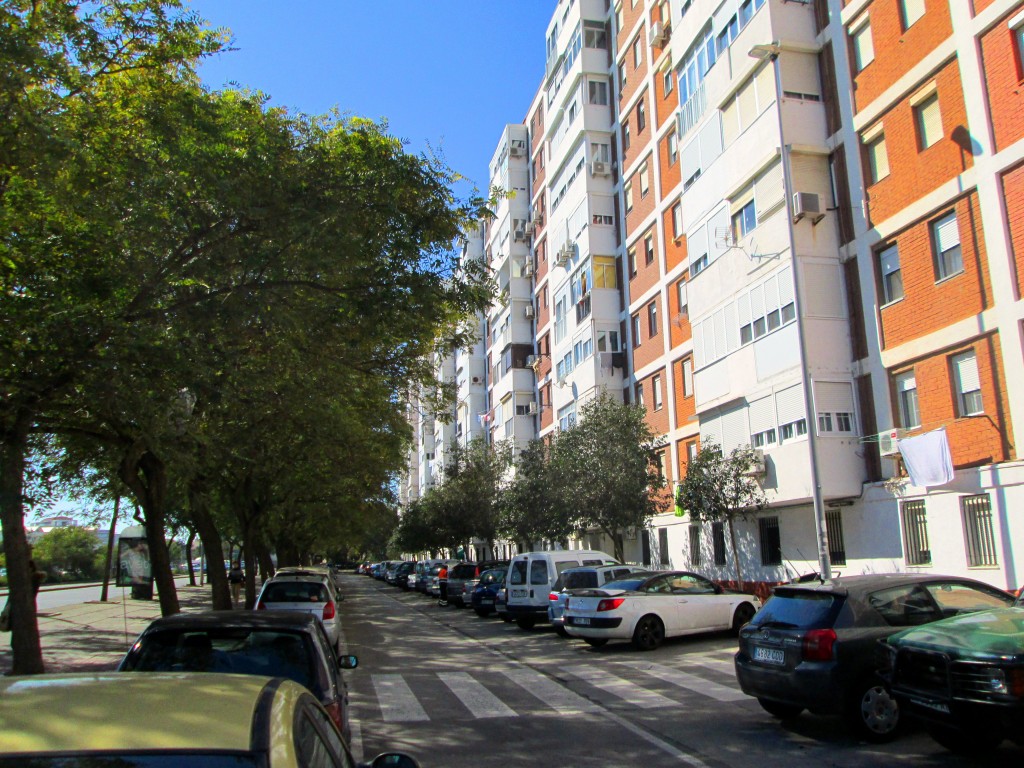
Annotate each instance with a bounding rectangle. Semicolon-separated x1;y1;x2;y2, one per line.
551;395;666;562
498;439;573;551
675;440;768;588
440;438;511;555
32;527;103;581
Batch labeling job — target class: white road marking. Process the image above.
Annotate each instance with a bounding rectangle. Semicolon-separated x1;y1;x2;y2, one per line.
560;664;677;708
438;672;517;718
371;674;429;722
634;661;747;702
500;667;601;714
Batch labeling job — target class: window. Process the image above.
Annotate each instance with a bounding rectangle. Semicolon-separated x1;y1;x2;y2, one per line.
644;234;654;264
671;203;683;238
951;350;983;416
961;494;998;567
732;200;756;240
866;132;889;183
648;301;658;336
900;500;931;565
716;15;738;55
637;100;646;132
558;403;577;430
663;68;674;96
628;246;638;277
759;517;781;566
640;163;650;198
596;328;620;352
689;253;708;277
623;121;631;150
879;244;903;304
625;183;634;212
635;381;645;407
593;255;617;288
584;20;607;49
752;428;776;447
668;131;678;165
851;17;875;72
900;0;925;31
619;62;627;88
915;92;942;149
1016;22;1024;80
689;525;701;566
631;313;642;346
682;357;693;397
653;375;663;410
658;527;670;566
932;211;962;279
589;79;609;105
895;371;921;428
687;442;698;462
633;36;642;68
712;522;726;565
676;279;688;318
826;509;847;566
779;419;807;440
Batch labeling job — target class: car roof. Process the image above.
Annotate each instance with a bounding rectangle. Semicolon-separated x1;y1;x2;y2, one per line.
0;673;304;754
772;572;995;597
139;610;320;632
265;572;331;585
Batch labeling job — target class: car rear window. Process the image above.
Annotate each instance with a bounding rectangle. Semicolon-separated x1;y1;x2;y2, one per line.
262;582;329;603
509;561;527;585
601;578;647;591
564;571;599;590
450;564;476;578
751;590;839;629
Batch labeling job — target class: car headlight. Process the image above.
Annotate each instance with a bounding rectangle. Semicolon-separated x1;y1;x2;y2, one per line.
987;668;1024;697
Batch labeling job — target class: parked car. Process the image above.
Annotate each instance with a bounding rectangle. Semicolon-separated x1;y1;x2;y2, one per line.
427;560;459;597
390;560;416;588
0;672;418;768
495;576;512;622
507;550;618;629
254;571;343;651
470;567;508;617
565;571;759;651
735;573;1015;742
549;564;651;636
119;610;357;740
276;564;343;593
884;588;1024;753
445;562;481;607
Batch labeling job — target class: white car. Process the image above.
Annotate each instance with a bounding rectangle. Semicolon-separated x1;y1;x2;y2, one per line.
563;571;760;651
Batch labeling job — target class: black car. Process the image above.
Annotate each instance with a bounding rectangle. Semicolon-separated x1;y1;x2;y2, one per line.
734;573;1014;741
118;610;358;742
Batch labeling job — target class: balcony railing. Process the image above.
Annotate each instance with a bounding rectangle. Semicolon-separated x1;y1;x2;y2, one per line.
677;81;707;141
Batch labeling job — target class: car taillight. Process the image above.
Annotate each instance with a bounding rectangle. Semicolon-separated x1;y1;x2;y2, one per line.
549;592;560;602
256;600;266;610
323;700;343;730
323;601;336;620
597;598;625;612
801;628;836;661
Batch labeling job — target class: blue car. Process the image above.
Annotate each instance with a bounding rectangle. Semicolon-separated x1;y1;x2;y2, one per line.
470;568;507;617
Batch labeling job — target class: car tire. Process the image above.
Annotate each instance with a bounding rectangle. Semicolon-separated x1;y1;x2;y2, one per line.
474;608;491;618
516;617;536;630
731;603;756;635
584;637;608;648
500;614;514;623
555;626;570;638
631;615;665;651
846;678;901;742
757;698;803;720
928;724;1003;754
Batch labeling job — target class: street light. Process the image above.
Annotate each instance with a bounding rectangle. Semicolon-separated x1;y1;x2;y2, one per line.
748;41;832;580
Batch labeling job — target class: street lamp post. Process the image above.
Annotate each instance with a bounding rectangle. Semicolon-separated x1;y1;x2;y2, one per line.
748;42;832;579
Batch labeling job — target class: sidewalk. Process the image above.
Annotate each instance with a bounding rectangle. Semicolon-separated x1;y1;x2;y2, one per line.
0;585;215;675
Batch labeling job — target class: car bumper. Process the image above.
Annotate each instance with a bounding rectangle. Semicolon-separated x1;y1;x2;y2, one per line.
563;615;625;638
505;604;548;620
734;653;843;713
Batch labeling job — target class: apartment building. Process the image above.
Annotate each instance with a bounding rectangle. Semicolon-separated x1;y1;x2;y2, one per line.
403;0;1024;591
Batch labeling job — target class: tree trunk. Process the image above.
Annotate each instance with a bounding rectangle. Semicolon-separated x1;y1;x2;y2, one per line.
185;528;197;587
187;478;231;610
0;410;45;674
99;495;120;602
124;450;179;617
256;541;274;583
275;536;299;568
239;507;259;610
727;517;744;590
611;532;625;564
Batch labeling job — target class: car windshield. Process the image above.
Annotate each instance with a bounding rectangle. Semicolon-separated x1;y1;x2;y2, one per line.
479;569;503;585
600;578;647;591
751;590;838;629
122;628;317;692
0;756;260;767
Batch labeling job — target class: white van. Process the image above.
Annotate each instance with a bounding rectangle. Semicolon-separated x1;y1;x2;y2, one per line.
506;550;618;629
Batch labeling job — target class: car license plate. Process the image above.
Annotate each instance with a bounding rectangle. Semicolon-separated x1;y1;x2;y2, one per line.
511;589;527;598
481;599;493;605
574;617;591;626
753;646;785;665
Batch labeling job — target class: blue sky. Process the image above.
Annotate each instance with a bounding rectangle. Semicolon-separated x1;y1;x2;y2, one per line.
190;1;555;194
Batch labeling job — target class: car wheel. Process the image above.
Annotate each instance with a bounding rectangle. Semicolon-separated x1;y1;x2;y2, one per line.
500;613;514;623
846;679;901;742
474;608;491;618
731;603;756;635
928;724;1003;754
516;617;536;630
631;615;665;651
555;626;570;638
584;637;608;648
757;698;803;720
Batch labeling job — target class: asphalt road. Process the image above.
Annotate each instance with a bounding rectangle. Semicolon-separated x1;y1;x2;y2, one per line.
340;574;1020;768
1;576;196;612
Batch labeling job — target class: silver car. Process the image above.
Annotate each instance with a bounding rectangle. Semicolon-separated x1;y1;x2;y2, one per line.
254;572;343;650
549;564;651;636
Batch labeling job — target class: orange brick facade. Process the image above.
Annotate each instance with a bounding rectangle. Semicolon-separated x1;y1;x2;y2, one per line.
878;192;992;349
1004;161;1024;297
623;150;656;237
981;7;1024;153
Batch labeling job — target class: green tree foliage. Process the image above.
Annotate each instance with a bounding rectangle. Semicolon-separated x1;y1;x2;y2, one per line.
551;395;666;562
675;440;768;586
32;527;103;581
498;439;573;550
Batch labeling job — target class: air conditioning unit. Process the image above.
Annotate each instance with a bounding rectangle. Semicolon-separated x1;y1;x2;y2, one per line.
524;304;535;318
878;428;906;457
648;21;668;47
743;449;767;477
527;401;539;415
590;159;610;177
792;192;825;224
513;219;529;241
522;260;534;276
555;241;574;267
471;376;483;385
509;141;525;157
526;354;538;367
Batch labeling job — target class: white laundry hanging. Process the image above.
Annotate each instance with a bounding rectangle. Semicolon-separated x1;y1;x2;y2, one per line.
896;428;954;487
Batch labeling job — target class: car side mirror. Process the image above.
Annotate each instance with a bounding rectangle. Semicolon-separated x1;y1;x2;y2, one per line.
339;654;358;670
366;753;420;768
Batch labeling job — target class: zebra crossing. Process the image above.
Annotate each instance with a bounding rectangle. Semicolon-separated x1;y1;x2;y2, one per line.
355;649;745;723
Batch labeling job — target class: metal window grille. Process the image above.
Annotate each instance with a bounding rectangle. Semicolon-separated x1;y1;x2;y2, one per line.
961;494;998;567
900;500;931;565
658;527;670;566
689;525;701;566
759;516;782;566
712;522;726;566
825;509;847;566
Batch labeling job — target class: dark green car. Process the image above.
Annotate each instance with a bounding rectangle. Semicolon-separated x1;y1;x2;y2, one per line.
885;591;1024;753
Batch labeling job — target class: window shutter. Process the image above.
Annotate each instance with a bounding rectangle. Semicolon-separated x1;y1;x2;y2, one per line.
749;283;765;319
777;265;794;306
754;159;784;215
853;25;874;70
879;245;900;276
699;111;723;164
737;79;757;132
721;406;750;452
713;308;727;358
749;396;776;435
775;385;805;424
680;133;701;183
902;0;925;27
935;213;960;253
814;381;854;414
737;292;752;328
754;61;775;111
896;373;916;392
683;358;693;396
701;413;724;448
919;95;943;147
954;352;980;393
722;96;739;146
